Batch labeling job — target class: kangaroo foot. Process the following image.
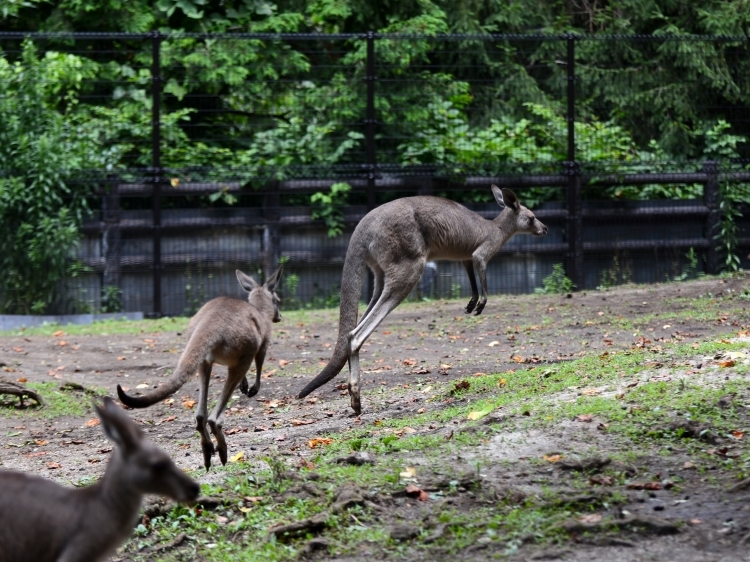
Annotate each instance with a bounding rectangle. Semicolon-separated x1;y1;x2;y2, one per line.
201;440;214;471
208;420;228;465
465;297;478;314
474;300;487;316
349;390;362;416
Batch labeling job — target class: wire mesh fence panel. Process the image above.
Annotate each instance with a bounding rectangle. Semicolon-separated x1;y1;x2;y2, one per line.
1;32;749;317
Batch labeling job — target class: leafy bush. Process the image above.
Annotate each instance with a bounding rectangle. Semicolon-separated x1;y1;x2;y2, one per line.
0;43;103;313
535;264;576;295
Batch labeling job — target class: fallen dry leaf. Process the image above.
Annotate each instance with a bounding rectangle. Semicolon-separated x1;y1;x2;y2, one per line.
34;439;48;446
400;467;417;478
278;360;289;368
542;454;563;463
16;377;27;383
46;462;62;469
291;419;315;426
12;347;23;352
183;400;197;409
626;482;661;490
581;388;600;396
417;408;425;414
58;341;68;347
732;430;744;440
116;355;125;360
402;358;417;366
216;515;228;525
718;359;735;368
577;414;594;422
511;355;525;363
52;330;65;337
136;383;149;389
467;408;493;421
404;484;429;501
579;513;603;523
84;418;100;428
497;378;507;387
229;451;245;463
262;369;277;378
308;437;333;449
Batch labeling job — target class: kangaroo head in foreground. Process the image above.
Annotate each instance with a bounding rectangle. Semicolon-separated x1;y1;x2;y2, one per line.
0;396;199;562
298;186;546;415
117;266;282;470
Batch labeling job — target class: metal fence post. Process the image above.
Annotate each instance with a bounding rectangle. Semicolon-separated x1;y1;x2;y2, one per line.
102;178;121;307
263;180;281;282
151;31;163;317
565;35;583;289
703;160;721;274
365;31;377;301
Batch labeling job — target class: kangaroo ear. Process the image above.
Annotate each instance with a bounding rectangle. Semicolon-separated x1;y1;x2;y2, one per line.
236;269;260;293
96;397;142;453
264;265;283;293
491;185;506;209
500;188;521;212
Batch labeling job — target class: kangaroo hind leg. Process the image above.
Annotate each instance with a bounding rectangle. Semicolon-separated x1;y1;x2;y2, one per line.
194;361;214;470
208;357;254;466
347;262;424;414
462;259;479;313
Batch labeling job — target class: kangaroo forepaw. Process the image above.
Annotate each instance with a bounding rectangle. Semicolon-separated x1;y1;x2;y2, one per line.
239;376;258;397
465;298;478;314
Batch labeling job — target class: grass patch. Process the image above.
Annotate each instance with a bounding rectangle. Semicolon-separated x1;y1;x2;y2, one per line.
0;381;105;419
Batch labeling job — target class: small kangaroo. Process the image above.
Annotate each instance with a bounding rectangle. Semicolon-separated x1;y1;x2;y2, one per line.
117;267;282;470
297;186;547;414
0;396;199;562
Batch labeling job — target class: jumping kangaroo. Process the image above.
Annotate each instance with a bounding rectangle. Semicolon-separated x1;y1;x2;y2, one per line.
118;267;282;470
298;186;547;414
0;396;199;562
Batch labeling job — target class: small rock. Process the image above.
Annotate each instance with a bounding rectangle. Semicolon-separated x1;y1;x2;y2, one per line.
332;484;365;513
559;457;611;472
334;452;375;466
390;523;420;541
302;537;330;554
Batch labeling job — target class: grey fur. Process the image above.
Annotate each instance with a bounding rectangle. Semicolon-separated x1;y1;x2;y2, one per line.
297;187;547;414
0;396;199;562
118;267;282;469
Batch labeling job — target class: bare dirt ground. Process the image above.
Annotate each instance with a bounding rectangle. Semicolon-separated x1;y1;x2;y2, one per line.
1;274;750;561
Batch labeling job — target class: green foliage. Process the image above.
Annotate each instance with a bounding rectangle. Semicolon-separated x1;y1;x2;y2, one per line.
674;248;702;282
100;284;124;313
535;263;575;294
0;43;104;314
281;271;301;310
699;120;750;272
310;182;351;237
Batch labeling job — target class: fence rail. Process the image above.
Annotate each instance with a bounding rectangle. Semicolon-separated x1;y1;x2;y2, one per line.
1;31;749;316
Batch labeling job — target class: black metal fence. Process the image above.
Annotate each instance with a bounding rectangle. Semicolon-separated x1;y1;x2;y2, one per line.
1;32;749;316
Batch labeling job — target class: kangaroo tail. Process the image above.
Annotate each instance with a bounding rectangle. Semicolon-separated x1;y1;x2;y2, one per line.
117;347;203;408
298;233;368;399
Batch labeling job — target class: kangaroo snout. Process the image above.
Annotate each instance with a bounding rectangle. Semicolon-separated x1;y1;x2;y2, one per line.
534;220;548;236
